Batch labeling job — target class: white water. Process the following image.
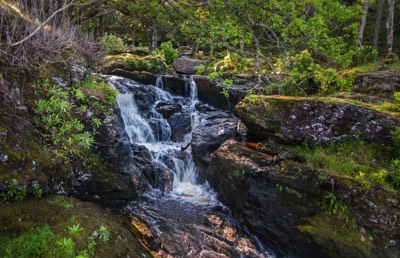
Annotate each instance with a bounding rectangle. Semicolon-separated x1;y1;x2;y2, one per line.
108;76;217;204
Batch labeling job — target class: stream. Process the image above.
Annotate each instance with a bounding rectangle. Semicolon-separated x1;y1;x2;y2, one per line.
107;75;275;257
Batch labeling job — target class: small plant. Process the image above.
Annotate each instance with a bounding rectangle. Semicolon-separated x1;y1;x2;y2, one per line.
55;237;75;257
14;186;27;202
1;180;18;201
68;224;84;238
97;226;110;242
33;184;43;198
85;236;97;256
355;171;370;188
48;196;74;209
276;184;284;192
196;64;206;74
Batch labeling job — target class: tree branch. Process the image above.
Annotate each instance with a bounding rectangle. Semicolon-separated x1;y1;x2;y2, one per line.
8;0;75;47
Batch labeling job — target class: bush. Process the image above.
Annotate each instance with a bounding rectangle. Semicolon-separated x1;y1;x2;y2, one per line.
160;41;179;64
100;34;127;54
32;76;117;159
276;50;353;95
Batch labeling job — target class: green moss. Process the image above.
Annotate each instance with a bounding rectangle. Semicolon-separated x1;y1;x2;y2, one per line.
0;197;151;257
298;214;373;257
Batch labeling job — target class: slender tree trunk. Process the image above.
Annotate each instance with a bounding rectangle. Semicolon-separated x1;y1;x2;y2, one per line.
151;21;158;50
373;0;384;50
358;0;370;46
387;0;395;53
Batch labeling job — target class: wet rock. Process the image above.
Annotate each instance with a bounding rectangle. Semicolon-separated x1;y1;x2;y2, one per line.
207;139;400;257
168;112;191;142
173;57;205;75
155;101;182;118
192;110;238;178
126;191;268;257
235;95;400;145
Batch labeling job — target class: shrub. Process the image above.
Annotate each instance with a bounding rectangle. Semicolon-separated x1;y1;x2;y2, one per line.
99;34;127;54
33;76;117;159
276;50;353;95
160;41;179;64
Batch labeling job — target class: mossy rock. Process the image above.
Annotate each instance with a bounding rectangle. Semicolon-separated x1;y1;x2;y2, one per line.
235;95;400;145
0;197;152;257
101;53;169;74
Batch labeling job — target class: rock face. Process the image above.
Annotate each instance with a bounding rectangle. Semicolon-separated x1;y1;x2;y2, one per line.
207;139;400;257
235;95;400;145
191;104;239;177
172;57;205;75
126;191;266;258
354;71;400;93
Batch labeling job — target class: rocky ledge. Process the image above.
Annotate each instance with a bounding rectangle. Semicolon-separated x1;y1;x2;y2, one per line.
235;95;400;145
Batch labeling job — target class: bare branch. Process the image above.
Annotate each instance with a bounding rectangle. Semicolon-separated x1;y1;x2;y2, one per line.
8;0;75;47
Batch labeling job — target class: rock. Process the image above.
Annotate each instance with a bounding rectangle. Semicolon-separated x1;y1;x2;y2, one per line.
108;69;158;86
173;57;205;75
191;109;238;178
235;95;400;145
207;139;399;257
168;112;191;142
193;76;231;110
178;46;194;57
0;154;8;163
126;191;266;258
354;71;400;94
206;140;324;257
155;101;182;118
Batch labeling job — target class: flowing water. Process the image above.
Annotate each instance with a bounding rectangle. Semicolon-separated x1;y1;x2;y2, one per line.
107;75;274;257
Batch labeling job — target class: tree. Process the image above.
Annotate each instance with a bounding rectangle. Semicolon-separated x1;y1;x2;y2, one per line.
387;0;395;53
373;0;384;51
358;0;370;46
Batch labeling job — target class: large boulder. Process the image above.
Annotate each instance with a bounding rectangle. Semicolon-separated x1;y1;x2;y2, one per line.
172;57;205;75
353;70;400;94
235;95;400;145
207;139;400;257
191;104;239;177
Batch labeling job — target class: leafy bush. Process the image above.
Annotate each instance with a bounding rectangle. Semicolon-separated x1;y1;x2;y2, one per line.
160;41;179;64
100;34;127;54
33;77;117;158
276;50;353;95
0;223;111;258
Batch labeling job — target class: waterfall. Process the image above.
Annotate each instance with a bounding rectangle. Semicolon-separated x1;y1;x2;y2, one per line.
108;75;216;203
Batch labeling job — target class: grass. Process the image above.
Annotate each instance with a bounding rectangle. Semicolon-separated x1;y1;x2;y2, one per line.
293;138;398;189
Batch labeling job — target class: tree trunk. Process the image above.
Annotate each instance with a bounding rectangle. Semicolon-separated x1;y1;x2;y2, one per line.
373;0;384;50
151;21;158;50
358;0;370;46
387;0;395;53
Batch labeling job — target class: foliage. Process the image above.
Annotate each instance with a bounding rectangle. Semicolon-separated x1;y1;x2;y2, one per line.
123;56;163;73
99;34;127;54
159;41;179;64
33;184;43;199
0;180;27;202
275;50;353;95
294;138;397;189
32;77;116;158
0;223;112;258
48;196;74;209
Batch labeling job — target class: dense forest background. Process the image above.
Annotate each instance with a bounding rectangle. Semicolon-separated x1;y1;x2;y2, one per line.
1;0;399;78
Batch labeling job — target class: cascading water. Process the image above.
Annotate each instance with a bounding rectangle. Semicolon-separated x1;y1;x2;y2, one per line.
109;75;216;203
107;75;274;257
